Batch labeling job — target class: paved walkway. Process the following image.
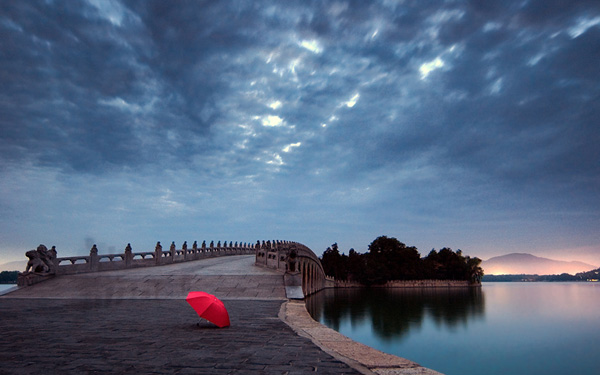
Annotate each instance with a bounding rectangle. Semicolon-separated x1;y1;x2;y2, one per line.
4;255;286;300
0;298;361;375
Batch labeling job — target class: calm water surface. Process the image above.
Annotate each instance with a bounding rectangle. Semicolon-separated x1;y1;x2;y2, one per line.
305;283;600;375
0;284;16;291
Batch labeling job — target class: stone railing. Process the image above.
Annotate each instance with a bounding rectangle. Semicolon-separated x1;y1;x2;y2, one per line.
18;240;256;286
254;240;325;273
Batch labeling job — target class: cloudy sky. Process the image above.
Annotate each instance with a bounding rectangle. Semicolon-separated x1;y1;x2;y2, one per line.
1;0;599;265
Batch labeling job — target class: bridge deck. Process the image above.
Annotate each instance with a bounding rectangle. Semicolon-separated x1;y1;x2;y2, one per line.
4;255;286;300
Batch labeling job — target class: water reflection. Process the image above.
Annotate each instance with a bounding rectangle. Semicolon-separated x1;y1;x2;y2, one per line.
306;287;485;341
308;284;600;375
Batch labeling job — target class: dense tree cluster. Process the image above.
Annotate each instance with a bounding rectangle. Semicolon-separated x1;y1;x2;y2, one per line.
321;236;484;285
0;271;18;284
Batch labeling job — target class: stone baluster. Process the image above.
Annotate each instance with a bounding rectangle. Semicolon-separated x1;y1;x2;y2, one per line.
125;243;133;267
155;242;163;265
90;244;99;272
170;241;176;259
48;246;58;273
192;241;198;259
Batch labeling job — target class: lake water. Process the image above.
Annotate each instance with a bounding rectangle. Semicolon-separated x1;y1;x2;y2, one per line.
305;282;600;375
0;284;17;294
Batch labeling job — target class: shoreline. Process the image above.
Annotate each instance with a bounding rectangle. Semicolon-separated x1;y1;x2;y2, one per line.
281;300;443;375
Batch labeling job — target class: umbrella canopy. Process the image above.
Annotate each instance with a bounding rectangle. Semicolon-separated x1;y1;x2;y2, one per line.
186;291;230;328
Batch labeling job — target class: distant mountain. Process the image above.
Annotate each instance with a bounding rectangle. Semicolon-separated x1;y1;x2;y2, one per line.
0;261;24;272
482;253;597;275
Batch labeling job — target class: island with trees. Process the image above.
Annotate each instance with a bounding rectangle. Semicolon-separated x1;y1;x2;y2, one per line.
320;236;484;286
0;271;18;284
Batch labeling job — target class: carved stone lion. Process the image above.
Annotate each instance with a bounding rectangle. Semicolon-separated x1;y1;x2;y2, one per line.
24;244;56;274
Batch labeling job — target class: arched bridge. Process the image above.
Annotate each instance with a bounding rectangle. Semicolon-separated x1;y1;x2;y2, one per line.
16;239;331;299
254;240;333;297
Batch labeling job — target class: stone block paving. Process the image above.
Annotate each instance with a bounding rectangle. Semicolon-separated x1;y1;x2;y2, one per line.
4;275;287;300
5;255;288;300
0;298;362;375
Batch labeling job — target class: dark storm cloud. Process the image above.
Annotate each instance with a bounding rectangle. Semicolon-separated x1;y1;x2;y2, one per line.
1;1;150;171
0;0;599;262
0;0;596;173
389;1;600;194
0;0;239;172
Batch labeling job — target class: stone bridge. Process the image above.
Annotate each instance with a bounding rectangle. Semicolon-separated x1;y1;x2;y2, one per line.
16;239;331;299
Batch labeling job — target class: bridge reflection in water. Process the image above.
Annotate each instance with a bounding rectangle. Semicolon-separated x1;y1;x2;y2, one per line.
305;287;485;340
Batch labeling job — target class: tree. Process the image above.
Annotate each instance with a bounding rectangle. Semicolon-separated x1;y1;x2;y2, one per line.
368;236;406;255
466;256;484;283
436;247;466;280
347;248;365;282
321;243;340;278
320;243;349;280
367;236;422;281
423;249;441;279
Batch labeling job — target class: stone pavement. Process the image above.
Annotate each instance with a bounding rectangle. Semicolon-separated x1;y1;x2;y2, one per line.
4;255;287;300
0;298;360;375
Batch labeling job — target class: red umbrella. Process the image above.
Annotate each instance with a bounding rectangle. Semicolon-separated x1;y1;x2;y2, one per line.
186;291;230;328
